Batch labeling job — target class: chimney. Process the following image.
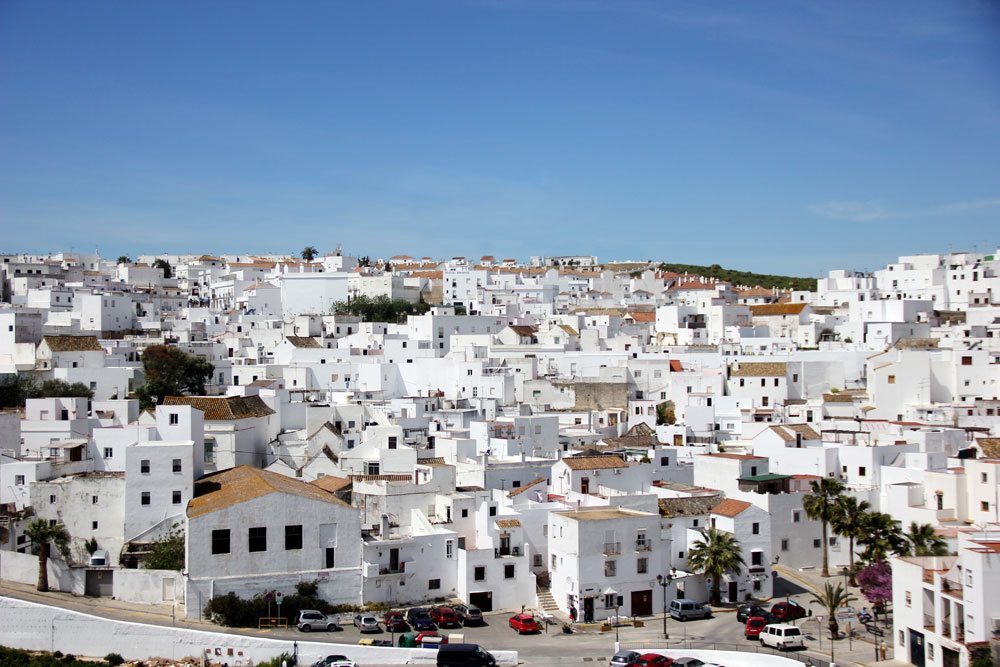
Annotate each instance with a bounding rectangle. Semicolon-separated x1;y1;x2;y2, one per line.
380;514;390;537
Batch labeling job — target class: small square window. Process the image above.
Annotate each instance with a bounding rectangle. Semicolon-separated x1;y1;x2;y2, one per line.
752;522;759;535
212;529;230;555
140;460;150;474
474;566;486;581
285;525;303;550
505;564;515;579
141;492;150;505
169;413;179;425
637;557;648;574
605;560;616;577
15;475;25;485
50;495;56;504
172;459;182;473
92;495;98;504
248;527;267;552
461;508;469;518
429;578;441;590
813;539;821;548
92;521;98;530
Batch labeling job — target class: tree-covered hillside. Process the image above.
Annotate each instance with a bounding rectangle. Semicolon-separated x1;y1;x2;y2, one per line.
658;263;817;291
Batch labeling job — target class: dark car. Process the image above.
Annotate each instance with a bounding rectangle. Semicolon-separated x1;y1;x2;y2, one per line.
610;650;642;666
635;655;673;667
407;607;437;631
384;610;408;631
508;613;540;634
431;605;462;628
737;605;778;624
453;603;485;626
771;600;808;621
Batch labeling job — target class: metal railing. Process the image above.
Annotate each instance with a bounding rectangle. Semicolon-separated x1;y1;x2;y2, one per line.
618;640;830;667
603;542;621;555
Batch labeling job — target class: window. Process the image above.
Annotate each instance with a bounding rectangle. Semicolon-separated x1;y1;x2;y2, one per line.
489;506;497;517
905;591;911;607
604;560;616;577
505;564;515;579
781;539;789;552
762;396;769;406
365;461;380;475
285;525;303;550
461;508;468;518
325;548;335;568
752;522;760;535
962;356;973;366
429;579;441;590
446;540;453;558
888;375;896;384
899;630;905;646
739;378;745;387
982;501;990;512
103;447;113;458
534;554;543;567
692;519;698;527
792;373;798;383
813;539;821;548
637;557;648;574
172;491;181;504
172;459;182;473
15;475;25;485
212;529;230;555
140;459;150;474
204;439;215;464
248;527;267;552
752;551;763;566
982;472;988;483
169;413;179;425
50;495;56;504
928;644;934;660
474;566;486;581
92;521;98;530
388;436;397;449
141;492;150;505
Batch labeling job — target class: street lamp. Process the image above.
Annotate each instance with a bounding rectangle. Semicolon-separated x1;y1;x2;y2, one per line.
603;587;620;645
656;573;673;639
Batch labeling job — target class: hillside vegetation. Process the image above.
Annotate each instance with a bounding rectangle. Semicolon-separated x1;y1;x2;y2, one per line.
658;262;817;291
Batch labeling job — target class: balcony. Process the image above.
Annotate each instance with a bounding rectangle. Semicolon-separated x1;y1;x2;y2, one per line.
603;542;621;555
635;540;651;552
494;546;521;558
941;579;963;599
924;614;935;631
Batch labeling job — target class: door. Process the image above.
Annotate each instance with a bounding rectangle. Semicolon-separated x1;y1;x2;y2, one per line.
583;597;595;623
581;477;590;494
161;577;175;602
942;647;960;667
469;591;493;612
673;434;683;446
631;590;652;616
85;570;113;597
390;548;399;572
909;629;925;667
728;581;738;603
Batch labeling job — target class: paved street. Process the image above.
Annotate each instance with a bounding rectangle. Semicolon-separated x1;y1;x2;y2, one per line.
0;567;897;667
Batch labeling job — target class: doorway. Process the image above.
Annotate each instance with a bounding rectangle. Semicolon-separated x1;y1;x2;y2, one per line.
909;629;925;667
583;597;595;623
631;590;652;616
469;591;493;612
728;581;738;603
942;647;959;667
85;569;113;597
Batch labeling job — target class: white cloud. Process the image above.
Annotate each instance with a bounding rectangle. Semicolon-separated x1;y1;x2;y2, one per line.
807;200;889;222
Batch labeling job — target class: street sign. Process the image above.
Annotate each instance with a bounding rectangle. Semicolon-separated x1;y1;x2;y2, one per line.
276;591;283;602
771;570;778;578
836;606;857;623
816;615;824;624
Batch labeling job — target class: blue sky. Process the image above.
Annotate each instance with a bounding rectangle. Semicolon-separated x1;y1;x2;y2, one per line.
1;1;998;276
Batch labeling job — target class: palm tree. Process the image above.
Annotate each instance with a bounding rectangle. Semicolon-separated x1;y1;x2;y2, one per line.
301;246;318;262
831;495;871;586
24;519;70;592
116;255;131;265
802;478;845;577
809;581;856;640
857;512;906;563
904;522;949;556
687;526;745;606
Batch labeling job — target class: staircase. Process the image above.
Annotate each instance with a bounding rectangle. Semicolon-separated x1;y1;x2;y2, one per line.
536;586;561;616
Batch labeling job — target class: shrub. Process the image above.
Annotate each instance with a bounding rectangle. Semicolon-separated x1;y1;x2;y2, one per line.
204;581;350;627
105;654;124;666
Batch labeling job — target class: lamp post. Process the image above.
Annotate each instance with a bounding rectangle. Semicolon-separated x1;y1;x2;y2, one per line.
603;587;620;646
656;573;672;639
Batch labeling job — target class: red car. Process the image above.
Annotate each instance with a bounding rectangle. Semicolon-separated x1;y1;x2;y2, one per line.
745;616;767;639
430;605;461;628
415;631;447;646
771;601;807;621
509;613;540;634
635;654;673;667
383;610;407;631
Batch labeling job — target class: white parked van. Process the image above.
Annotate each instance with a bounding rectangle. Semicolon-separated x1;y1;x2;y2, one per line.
759;623;804;650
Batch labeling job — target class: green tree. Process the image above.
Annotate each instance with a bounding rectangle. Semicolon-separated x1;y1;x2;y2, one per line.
857;512;906;563
809;581;856;639
0;373;38;408
301;246;318;262
135;345;215;410
31;379;94;400
330;294;430;322
831;495;871;586
802;478;845;577
152;258;172;278
656;401;675;425
24;519;70;591
903;522;949;557
144;524;185;570
687;526;745;606
116;255;131;265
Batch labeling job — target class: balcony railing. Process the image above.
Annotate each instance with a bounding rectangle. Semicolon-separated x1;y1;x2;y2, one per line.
603;542;621;555
635;540;650;552
923;615;935;630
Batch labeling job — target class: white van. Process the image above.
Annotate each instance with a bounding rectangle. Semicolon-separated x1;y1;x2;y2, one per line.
759;623;804;650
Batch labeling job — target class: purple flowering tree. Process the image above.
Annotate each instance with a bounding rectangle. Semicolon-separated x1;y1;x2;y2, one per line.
856;560;892;613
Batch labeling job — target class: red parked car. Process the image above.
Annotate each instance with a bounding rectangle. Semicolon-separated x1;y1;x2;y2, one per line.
771;601;807;621
509;613;540;634
745;616;768;639
415;631;447;646
635;654;674;667
383;610;407;631
430;605;461;628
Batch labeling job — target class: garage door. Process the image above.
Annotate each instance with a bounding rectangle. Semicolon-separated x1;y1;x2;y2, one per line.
85;569;114;597
469;591;493;612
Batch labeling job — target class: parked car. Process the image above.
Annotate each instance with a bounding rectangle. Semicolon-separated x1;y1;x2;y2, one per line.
759;623;805;650
610;650;642;666
384;610;408;631
672;659;723;667
353;613;380;633
416;631;448;647
309;656;356;667
407;607;437;631
669;599;711;621
736;604;776;623
431;605;462;628
437;643;498;666
297;610;340;632
508;613;540;634
453;603;485;626
745;616;768;639
635;654;673;667
770;601;807;621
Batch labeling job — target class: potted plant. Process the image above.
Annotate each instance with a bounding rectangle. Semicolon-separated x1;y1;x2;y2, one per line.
562;622;572;634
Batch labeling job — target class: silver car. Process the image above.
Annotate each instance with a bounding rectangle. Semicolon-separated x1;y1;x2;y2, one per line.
353;613;380;633
297;610;339;632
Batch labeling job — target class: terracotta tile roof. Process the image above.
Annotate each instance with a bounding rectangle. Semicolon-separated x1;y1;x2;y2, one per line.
731;362;787;377
562;455;628;470
658;495;724;518
286;335;322;348
409;270;443;279
738;287;776;297
162;395;275;420
768;424;820;441
627;312;656;322
509;325;538;337
669;280;716;291
248;379;282;388
700;453;765;461
977;438;1000;459
894;338;939;349
189;465;350;518
495;518;521;528
823;393;856;403
508;477;547;497
310;475;352;493
711;498;752;517
749;303;807;316
42;335;103;352
419;457;448;467
558;324;579;336
669;360;683;372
